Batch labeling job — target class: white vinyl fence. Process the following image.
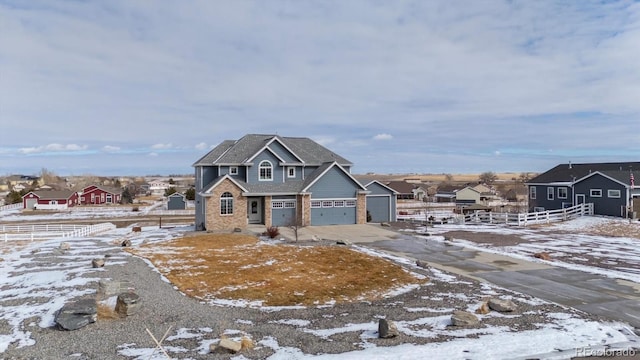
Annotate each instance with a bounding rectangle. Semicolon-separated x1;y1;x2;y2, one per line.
0;203;22;212
1;222;116;242
462;203;594;226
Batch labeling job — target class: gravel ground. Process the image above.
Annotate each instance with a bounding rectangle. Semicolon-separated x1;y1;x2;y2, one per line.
0;230;620;360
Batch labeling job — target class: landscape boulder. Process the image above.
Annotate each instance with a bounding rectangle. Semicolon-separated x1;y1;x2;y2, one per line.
55;298;97;331
533;252;551;261
59;242;71;251
115;292;141;316
475;301;490;315
91;259;105;268
451;310;479;326
132;226;142;232
488;298;517;312
97;280;133;300
121;239;132;247
415;260;429;269
336;239;352;246
210;338;243;353
378;319;399;338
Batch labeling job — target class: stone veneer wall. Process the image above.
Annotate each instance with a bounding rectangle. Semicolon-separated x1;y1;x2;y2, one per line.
356;193;367;224
297;194;311;226
204;179;247;231
264;195;272;228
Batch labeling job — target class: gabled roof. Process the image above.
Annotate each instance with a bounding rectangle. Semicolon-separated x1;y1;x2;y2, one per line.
528;162;640;184
201;175;249;195
574;170;634;187
23;190;76;200
82;185;122;194
192;134;352;167
364;180;399;194
384;181;421;194
301;162;366;193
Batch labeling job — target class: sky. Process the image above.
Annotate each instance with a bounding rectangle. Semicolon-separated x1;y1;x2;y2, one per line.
1;0;639;177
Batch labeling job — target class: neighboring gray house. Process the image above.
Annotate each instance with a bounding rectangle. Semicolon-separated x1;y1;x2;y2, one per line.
364;180;398;223
192;134;371;231
526;162;639;217
167;192;187;210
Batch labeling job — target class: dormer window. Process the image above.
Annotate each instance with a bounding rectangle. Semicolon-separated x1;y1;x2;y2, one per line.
229;166;238;175
259;160;273;181
287;166;295;178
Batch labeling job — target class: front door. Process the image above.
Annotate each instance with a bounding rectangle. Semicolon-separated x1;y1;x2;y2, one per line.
576;194;585;205
248;198;262;224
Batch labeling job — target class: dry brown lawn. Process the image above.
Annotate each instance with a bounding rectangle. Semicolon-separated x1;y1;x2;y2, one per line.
128;234;424;306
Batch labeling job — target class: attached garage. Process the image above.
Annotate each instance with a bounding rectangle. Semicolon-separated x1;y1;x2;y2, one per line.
310;199;357;225
271;199;297;227
364;180;397;223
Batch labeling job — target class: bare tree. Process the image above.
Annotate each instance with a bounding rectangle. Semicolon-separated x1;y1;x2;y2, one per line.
479;171;498;185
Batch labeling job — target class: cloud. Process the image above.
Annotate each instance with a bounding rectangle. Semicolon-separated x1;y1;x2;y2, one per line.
195;142;208;150
102;145;121;153
373;133;393;141
151;143;173;150
148;152;159;157
18;144;88;155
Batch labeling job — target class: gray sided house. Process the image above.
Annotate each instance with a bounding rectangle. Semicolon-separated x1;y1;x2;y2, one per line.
527;162;640;218
193;134;371;231
364;180;398;223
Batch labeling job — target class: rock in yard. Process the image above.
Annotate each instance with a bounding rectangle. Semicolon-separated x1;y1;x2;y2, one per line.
210;338;242;353
336;239;352;246
380;222;391;227
115;292;141;316
132;226;142;232
451;310;479;326
55;298;97;331
416;260;429;269
59;242;71;251
475;301;490;315
121;239;132;247
378;318;399;338
533;252;551;261
488;298;517;312
91;259;105;268
97;280;133;299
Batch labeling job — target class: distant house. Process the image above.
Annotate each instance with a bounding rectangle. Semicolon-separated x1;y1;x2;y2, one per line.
22;190;79;210
434;184;459;203
149;180;172;196
526;162;640;217
456;184;497;205
80;185;122;205
167;192;187;210
385;181;427;201
193;134;371;231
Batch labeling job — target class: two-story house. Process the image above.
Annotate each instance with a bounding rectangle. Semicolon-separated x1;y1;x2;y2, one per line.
193;134;370;231
527;162;639;217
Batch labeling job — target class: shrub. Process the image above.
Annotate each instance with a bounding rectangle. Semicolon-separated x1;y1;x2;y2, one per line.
131;206;139;212
265;226;280;239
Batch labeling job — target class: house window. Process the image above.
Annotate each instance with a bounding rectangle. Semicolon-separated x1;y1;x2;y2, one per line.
272;201;284;209
220;192;233;215
284;200;296;208
345;200;356;207
50;200;58;205
608;189;621;198
529;187;536;200
557;187;567;199
311;200;322;208
590;189;602;197
91;194;95;202
230;167;238;175
333;200;345;207
547;187;554;200
287;167;295;178
259;161;273;181
101;193;105;202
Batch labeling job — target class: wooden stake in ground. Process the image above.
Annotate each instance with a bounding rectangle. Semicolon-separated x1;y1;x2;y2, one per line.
146;326;173;360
